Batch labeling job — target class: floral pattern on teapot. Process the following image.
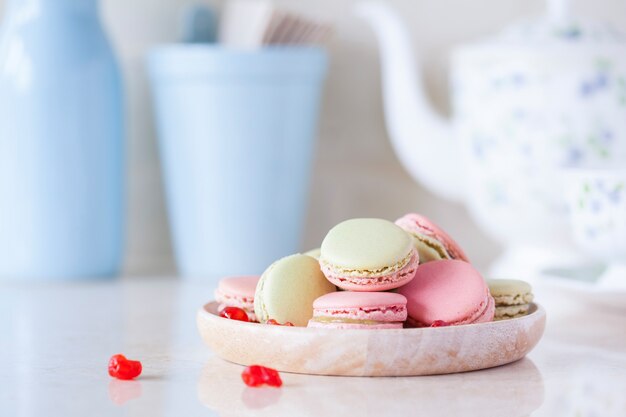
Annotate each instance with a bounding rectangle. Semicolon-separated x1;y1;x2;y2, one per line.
452;52;626;243
566;172;626;259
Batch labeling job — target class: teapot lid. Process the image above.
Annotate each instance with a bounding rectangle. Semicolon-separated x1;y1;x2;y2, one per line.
470;0;626;49
493;16;626;46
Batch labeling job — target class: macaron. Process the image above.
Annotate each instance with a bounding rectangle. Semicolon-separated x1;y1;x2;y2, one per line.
487;279;534;320
308;291;408;329
397;259;494;327
214;275;260;322
319;218;419;291
254;254;336;326
395;213;469;263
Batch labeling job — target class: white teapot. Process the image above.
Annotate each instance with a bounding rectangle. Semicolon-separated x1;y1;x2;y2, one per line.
357;0;626;277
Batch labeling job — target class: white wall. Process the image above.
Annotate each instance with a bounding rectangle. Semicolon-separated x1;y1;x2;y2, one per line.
3;0;625;273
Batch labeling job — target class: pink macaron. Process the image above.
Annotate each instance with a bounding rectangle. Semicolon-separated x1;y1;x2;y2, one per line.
397;260;494;327
214;275;260;322
395;213;469;263
307;291;408;329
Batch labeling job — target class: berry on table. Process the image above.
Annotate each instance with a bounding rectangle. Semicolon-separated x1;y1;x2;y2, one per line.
108;354;142;380
241;365;283;388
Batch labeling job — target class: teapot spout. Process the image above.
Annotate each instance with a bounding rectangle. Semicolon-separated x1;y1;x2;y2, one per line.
355;2;462;202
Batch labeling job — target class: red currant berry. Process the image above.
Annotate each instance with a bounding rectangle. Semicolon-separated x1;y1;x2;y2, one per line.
430;320;450;327
219;307;249;322
108;354;142;380
241;365;283;388
259;367;282;387
242;365;264;387
266;319;294;326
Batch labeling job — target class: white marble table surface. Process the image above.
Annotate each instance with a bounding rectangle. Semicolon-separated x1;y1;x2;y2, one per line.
1;277;625;417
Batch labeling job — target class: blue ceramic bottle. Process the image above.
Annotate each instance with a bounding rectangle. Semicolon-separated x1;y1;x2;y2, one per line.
0;0;124;279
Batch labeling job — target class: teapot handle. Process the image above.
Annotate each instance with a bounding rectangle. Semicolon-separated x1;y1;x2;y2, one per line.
548;0;571;24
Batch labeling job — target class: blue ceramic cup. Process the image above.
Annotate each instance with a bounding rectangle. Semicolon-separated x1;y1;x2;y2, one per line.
148;46;328;278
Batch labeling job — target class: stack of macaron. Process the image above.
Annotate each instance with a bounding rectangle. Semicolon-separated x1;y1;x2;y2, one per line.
214;213;535;330
487;279;534;321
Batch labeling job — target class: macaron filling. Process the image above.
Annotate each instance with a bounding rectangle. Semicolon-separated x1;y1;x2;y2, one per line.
308;291;408;329
308;317;404;329
320;249;418;289
395;214;468;262
320;249;414;278
492;293;534;306
215;290;254;308
415;226;465;260
494;304;530;320
309;317;388;325
412;233;452;262
215;289;256;321
312;304;407;323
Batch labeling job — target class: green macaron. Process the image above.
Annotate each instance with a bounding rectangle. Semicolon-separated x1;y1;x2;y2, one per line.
487;279;534;320
319;218;418;291
321;218;413;271
254;254;336;326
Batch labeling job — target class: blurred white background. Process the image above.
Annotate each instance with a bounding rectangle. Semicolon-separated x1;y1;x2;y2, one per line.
2;0;625;274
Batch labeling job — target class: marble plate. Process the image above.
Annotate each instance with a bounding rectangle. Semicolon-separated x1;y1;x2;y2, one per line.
197;301;546;377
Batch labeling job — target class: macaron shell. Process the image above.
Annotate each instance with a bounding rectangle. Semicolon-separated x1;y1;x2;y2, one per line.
469;293;495;324
321;249;419;291
487;279;532;297
398;259;492;326
395;213;469;263
307;320;403;330
216;275;260;298
405;290;494;327
313;291;407;308
320;218;413;270
487;279;534;306
312;291;408;323
254;254;336;326
214;275;259;308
